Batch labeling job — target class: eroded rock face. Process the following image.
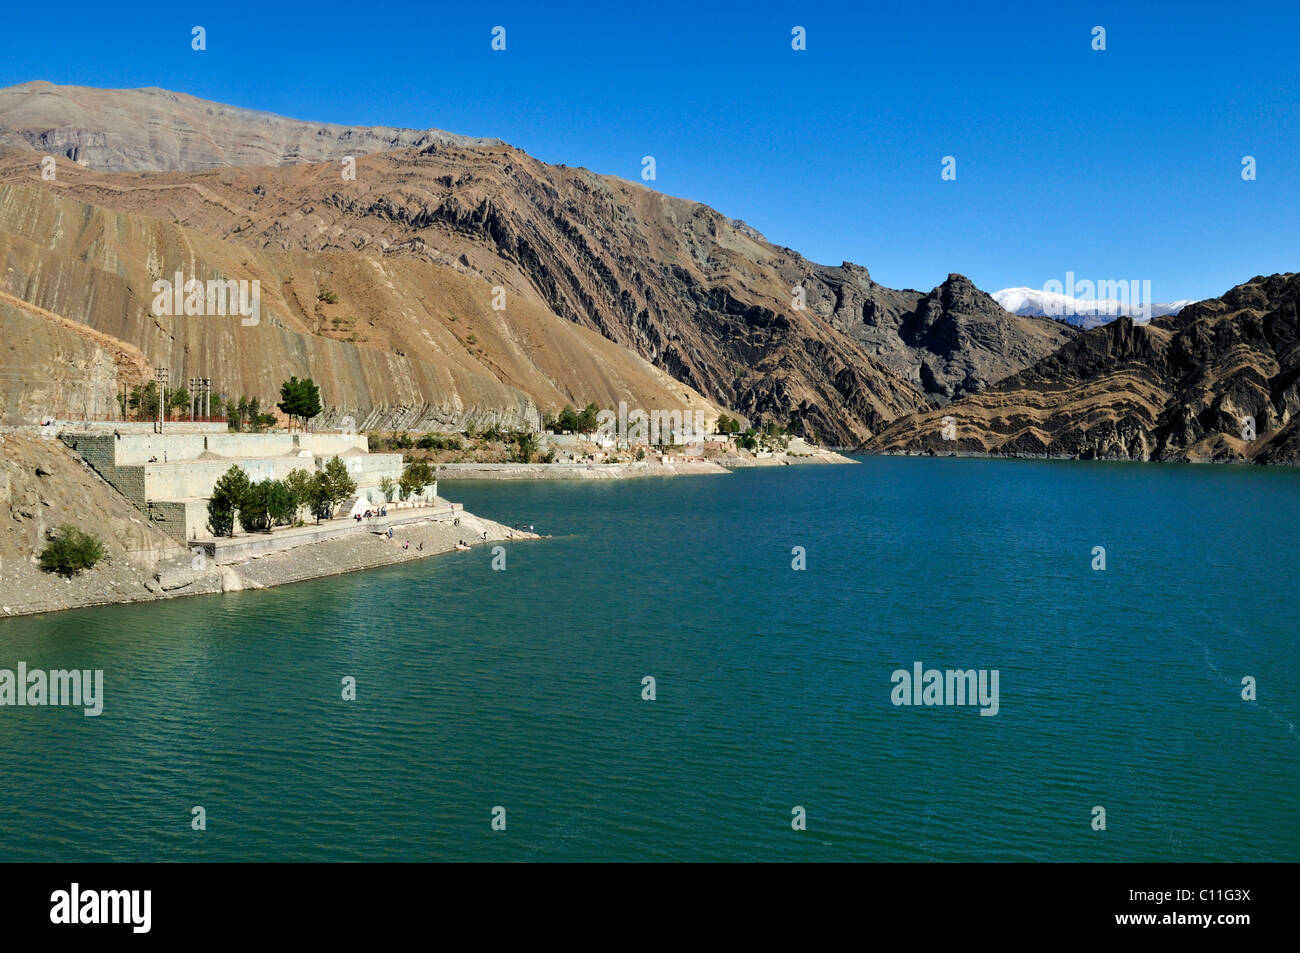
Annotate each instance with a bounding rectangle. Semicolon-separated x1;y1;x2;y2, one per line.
0;83;1075;446
815;270;1078;403
0;81;502;173
869;273;1300;464
0;434;186;614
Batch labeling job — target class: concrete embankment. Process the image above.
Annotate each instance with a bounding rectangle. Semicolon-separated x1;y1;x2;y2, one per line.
0;432;536;618
433;460;729;480
2;506;533;619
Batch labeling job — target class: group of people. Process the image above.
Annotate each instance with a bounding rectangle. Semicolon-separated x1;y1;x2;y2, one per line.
354;505;389;522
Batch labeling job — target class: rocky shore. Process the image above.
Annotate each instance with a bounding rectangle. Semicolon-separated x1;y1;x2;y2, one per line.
433;443;854;481
0;433;536;619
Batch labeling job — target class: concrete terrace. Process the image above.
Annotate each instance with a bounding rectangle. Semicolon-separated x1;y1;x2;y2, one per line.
62;428;412;542
198;500;471;564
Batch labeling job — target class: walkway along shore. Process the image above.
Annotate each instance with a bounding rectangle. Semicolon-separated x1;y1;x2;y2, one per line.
0;485;538;619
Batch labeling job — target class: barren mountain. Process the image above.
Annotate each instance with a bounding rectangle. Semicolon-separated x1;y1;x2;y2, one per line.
0;83;1078;443
0;176;718;431
869;273;1300;464
0;80;500;172
817;270;1077;401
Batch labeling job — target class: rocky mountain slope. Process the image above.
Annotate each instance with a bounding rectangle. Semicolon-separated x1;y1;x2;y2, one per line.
0;432;185;616
869;273;1300;463
0;176;720;431
0;83;1075;445
818;270;1077;401
0;81;500;172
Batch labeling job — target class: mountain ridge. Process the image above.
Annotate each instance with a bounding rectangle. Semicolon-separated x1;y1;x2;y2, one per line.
0;82;1094;443
869;273;1300;463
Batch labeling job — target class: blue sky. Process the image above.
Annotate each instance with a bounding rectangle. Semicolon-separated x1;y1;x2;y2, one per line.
2;0;1296;301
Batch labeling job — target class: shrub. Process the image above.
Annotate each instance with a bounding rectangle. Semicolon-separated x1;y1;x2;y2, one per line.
317;288;339;304
379;477;396;502
509;431;538;463
38;526;105;576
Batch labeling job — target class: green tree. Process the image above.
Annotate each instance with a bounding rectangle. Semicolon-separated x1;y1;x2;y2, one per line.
378;477;397;502
398;460;435;501
278;376;323;431
129;380;160;420
308;472;334;523
576;402;600;434
238;480;275;533
265;480;297;527
322;456;357;513
556;405;579;433
510;431;538;463
168;386;190;419
38;525;105;576
716;414;742;435
284;469;317;520
207;465;251;537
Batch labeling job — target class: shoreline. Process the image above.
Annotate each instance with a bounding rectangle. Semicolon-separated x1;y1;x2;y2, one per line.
859;448;1300;467
432;448;856;481
433;460;729;481
1;508;538;620
1;430;848;621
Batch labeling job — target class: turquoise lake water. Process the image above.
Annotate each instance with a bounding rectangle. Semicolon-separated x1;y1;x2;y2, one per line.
0;456;1296;861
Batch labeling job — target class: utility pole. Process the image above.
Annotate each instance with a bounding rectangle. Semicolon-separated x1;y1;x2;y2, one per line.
205;378;212;418
155;367;168;434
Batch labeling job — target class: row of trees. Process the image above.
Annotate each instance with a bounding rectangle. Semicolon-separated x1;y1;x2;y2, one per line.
714;414;743;434
228;377;323;432
206;458;437;537
376;463;438;501
372;432;465;452
225;396;278;432
206;457;357;537
121;380;193;420
545;403;601;434
114;376;325;429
